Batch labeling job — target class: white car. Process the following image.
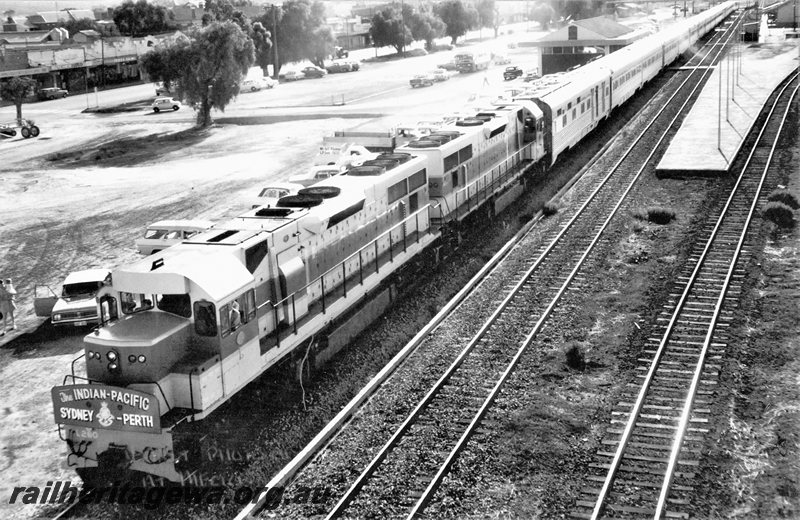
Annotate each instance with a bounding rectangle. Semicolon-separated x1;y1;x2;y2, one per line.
429;69;452;82
135;219;215;255
152;97;181;112
251;182;304;208
242;77;277;91
289;165;346;187
281;70;305;82
34;269;111;326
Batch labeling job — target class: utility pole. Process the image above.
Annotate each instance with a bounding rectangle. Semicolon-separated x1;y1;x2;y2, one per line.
271;4;279;79
401;0;406;58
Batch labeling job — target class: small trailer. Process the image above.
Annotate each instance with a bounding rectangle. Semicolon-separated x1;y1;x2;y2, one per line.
0;119;40;139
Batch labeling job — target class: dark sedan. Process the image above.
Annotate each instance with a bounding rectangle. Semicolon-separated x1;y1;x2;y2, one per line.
503;66;523;81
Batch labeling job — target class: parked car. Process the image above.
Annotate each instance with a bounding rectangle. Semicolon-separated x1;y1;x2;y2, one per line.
289;165;346;187
503;66;523;81
326;61;353;73
410;73;435;88
38;87;68;100
152;97;181;112
343;59;360;71
242;77;277;91
429;69;452;82
493;53;511;65
281;70;305;81
522;69;541;82
437;58;458;71
154;82;171;96
135;219;215;255
250;182;304;208
34;269;111;326
301;66;327;79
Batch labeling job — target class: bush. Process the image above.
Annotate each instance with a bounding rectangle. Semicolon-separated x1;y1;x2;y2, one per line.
763;201;795;228
646;207;675;225
632;209;648;221
542;201;559;216
767;189;799;210
565;344;585;370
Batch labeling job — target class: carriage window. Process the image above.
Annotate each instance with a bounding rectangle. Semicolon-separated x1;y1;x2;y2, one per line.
156;293;192;318
194;301;217;337
388;179;408;203
100;295;118;324
409;169;427;192
444;152;459;172
220;303;231;337
245;289;256;321
120;292;154;314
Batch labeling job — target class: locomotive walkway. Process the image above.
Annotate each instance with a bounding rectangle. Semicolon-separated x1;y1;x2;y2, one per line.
657;30;799;176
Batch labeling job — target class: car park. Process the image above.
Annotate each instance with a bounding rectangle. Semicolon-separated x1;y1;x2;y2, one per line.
38;87;68;100
281;70;305;81
250;182;304;208
301;66;327;79
152;97;181;112
503;66;523;80
410;73;435;88
135;219;215;255
429;69;452;82
34;269;112;326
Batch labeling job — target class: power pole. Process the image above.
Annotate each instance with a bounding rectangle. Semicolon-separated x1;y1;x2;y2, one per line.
272;5;279;79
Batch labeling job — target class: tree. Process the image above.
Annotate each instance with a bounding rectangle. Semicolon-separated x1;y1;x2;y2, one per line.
434;0;474;45
308;25;336;68
409;10;445;51
0;76;36;122
475;0;496;33
532;2;555;29
113;0;172;37
140;21;254;127
203;0;251;33
272;0;330;75
251;21;273;76
56;18;99;37
369;6;412;54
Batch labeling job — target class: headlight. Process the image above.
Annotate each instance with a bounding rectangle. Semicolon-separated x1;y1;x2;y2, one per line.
107;351;117;361
53;314;61;321
128;355;137;363
138;355;146;363
108;362;118;371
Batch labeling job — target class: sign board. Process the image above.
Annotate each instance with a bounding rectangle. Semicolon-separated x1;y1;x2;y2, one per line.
62;426;181;482
52;384;160;434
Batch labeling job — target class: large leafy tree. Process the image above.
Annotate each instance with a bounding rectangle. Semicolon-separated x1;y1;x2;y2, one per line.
113;0;172;37
0;76;36;122
273;0;329;74
369;6;412;54
434;0;474;45
409;10;445;51
251;21;274;76
140;21;254;127
532;2;555;29
475;0;495;32
308;25;336;68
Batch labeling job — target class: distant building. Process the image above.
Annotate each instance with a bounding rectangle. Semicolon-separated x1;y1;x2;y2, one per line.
0;28;67;48
171;4;206;29
327;16;371;51
2;15;29;33
521;15;651;75
26;10;95;31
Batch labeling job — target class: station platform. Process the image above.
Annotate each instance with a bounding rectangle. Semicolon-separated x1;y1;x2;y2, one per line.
656;32;799;177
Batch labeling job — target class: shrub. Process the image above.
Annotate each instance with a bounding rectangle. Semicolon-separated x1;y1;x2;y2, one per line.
542;201;559;216
763;201;795;228
646;207;675;225
632;209;648;221
565;344;585;370
767;189;799;210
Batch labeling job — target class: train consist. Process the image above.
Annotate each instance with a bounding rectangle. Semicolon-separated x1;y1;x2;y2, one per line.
51;2;737;484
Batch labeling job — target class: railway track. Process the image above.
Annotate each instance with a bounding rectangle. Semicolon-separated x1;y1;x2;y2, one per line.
237;11;749;520
573;71;800;520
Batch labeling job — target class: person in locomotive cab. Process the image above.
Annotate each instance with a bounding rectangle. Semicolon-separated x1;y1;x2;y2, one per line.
230;300;242;330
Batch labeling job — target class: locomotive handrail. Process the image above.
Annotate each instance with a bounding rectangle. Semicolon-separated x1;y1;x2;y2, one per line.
263;204;432;341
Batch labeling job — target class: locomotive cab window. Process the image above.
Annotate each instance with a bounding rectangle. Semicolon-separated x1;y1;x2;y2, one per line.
156;293;192;318
120;292;154;314
194;301;217;337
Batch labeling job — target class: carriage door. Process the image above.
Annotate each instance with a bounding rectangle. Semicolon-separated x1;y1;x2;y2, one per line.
594;86;599;119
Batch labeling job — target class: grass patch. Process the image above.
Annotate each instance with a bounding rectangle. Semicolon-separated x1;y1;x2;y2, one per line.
542;201;559;216
633;207;676;225
45;127;211;168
